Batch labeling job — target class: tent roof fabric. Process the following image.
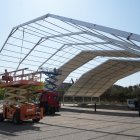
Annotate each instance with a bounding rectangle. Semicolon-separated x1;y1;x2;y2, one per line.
56;50;140;86
65;59;140;97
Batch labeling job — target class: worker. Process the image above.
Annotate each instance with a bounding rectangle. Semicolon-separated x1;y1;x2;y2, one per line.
2;69;13;83
44;102;49;115
134;100;138;110
2;69;9;83
4;69;9;76
138;99;140;116
54;68;58;74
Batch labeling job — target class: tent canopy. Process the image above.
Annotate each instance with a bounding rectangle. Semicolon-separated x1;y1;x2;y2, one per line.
0;14;140;97
65;59;140;97
56;50;140;86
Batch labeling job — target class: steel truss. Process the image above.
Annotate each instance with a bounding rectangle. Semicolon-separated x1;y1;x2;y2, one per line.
1;14;140;97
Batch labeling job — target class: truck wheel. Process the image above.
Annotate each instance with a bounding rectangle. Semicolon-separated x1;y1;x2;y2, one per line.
32;118;40;123
0;113;4;122
13;112;21;124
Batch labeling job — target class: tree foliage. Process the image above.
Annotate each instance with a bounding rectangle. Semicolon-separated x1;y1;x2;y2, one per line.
0;88;5;100
101;84;140;103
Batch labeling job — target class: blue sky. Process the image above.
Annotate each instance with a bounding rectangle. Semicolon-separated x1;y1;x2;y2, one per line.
0;0;140;86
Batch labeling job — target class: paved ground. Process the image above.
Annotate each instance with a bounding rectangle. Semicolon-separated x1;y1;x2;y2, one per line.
0;105;140;140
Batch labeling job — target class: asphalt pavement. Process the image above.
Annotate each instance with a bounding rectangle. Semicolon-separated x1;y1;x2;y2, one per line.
0;105;140;140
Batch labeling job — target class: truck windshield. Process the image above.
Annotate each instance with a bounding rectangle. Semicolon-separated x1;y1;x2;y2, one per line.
128;101;134;104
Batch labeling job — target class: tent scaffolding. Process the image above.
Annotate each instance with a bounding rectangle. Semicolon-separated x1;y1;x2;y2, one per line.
0;14;140;97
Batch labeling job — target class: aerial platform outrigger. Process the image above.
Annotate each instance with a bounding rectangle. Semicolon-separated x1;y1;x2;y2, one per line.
0;68;44;124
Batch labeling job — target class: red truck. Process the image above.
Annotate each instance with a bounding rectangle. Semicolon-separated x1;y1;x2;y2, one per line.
38;90;61;115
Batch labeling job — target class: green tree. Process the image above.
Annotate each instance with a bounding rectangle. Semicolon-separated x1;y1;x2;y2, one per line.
0;88;5;100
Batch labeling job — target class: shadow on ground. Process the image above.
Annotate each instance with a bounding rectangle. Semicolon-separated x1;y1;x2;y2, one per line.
0;113;61;136
0;120;41;136
74;104;130;111
61;107;139;117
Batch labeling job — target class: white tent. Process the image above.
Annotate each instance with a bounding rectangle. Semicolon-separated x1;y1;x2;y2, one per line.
56;50;140;86
1;14;140;97
65;59;140;97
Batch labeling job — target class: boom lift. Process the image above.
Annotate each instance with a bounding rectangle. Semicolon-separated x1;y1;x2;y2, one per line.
0;68;43;124
38;68;61;115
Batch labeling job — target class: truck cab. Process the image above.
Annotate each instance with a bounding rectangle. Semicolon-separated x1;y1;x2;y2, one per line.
39;90;61;115
127;99;138;109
